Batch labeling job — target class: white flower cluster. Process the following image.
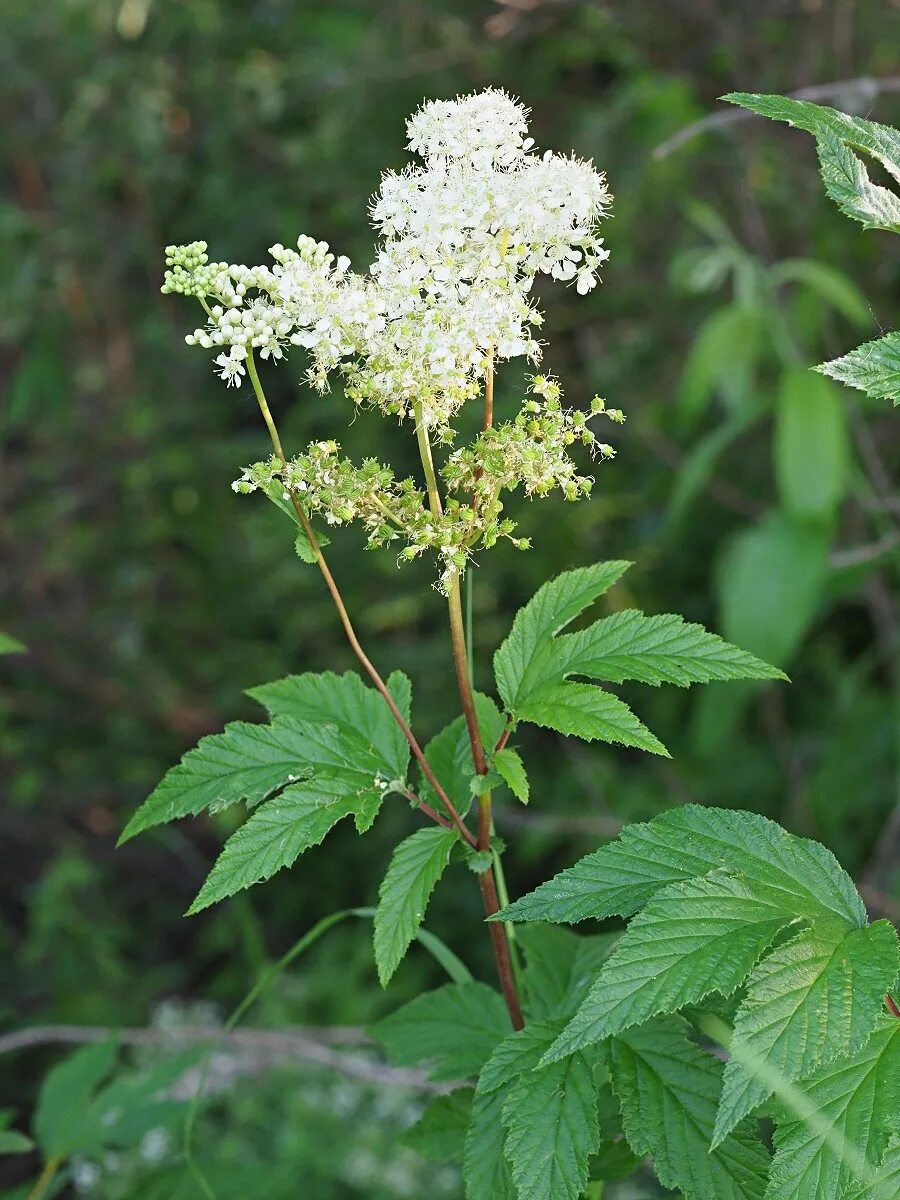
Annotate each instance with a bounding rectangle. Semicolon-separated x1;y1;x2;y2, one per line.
166;89;611;432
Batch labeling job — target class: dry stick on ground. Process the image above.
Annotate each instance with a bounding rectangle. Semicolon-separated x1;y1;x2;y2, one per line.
0;1025;452;1093
652;75;900;160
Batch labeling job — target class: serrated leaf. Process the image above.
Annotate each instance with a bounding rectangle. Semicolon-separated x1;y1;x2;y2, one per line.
0;1131;33;1155
477;1021;566;1095
610;1017;770;1200
420;692;506;815
494;562;631;711
502;1048;601;1200
723;94;900;233
715;920;900;1144
817;332;900;404
544;871;796;1062
371;982;510;1082
765;1020;900;1200
841;1135;900;1200
551;609;786;688
373;826;458;986
247;670;412;779
186;769;375;912
775;369;849;520
464;1086;517;1200
499;806;865;929
517;680;670;756
492;748;529;803
400;1089;473;1162
34;1038;119;1158
496;562;780;756
519;924;619;1021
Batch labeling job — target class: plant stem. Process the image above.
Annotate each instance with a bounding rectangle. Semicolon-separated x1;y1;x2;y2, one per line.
412;396;523;1030
483;346;495;431
246;352;476;849
26;1158;61;1200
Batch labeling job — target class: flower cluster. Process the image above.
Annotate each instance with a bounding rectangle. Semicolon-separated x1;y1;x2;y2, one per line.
165;90;618;588
166;89;611;431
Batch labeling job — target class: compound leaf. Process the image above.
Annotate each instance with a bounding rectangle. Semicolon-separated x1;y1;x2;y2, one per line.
715;920;900;1143
494;562;631;710
502;1048;601;1200
765;1020;900;1200
544;871;796;1061
610;1016;770;1200
499;806;865;930
187;769;377;912
373;826;458;986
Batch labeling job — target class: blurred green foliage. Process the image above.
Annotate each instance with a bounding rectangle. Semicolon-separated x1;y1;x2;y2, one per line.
2;0;899;1194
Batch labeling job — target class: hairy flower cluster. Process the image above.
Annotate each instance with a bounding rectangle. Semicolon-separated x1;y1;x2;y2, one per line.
166;89;611;431
166;90;619;588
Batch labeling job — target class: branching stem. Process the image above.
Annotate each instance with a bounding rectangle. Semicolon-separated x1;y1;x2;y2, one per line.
246;352;476;849
413;391;523;1030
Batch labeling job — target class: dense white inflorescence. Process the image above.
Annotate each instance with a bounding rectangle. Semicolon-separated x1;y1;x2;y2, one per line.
163;90;618;588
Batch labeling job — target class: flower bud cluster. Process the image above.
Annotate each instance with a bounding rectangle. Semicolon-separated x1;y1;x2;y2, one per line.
443;377;623;506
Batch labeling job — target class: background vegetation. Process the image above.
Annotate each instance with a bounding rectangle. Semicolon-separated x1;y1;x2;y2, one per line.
3;1;899;1195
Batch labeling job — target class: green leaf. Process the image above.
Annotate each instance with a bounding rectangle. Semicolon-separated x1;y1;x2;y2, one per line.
0;1131;33;1155
495;562;781;755
677;304;763;423
477;1021;567;1096
492;748;529;804
841;1135;900;1200
373;826;458;986
371;982;510;1082
186;769;377;912
517;681;670;756
420;692;506;814
502;1048;602;1200
817;332;900;404
494;561;631;711
34;1038;118;1158
765;1020;900;1200
723;94;900;233
247;670;412;780
715;920;900;1144
544;871;796;1062
123;669;412;844
717;511;829;666
0;632;25;655
400;1090;473;1162
499;806;865;929
518;924;619;1021
552;609;786;688
464;1087;517;1200
775;369;849;520
609;1016;770;1200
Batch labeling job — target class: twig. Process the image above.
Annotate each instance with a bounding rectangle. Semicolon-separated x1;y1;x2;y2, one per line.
830;533;900;568
653;75;900;160
0;1024;451;1093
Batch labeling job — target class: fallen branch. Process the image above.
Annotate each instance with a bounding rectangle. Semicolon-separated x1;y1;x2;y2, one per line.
0;1024;451;1094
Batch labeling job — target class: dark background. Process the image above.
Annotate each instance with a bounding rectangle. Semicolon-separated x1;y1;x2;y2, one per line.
3;1;899;1195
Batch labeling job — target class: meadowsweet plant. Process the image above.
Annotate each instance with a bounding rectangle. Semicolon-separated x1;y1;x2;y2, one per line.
118;91;900;1200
